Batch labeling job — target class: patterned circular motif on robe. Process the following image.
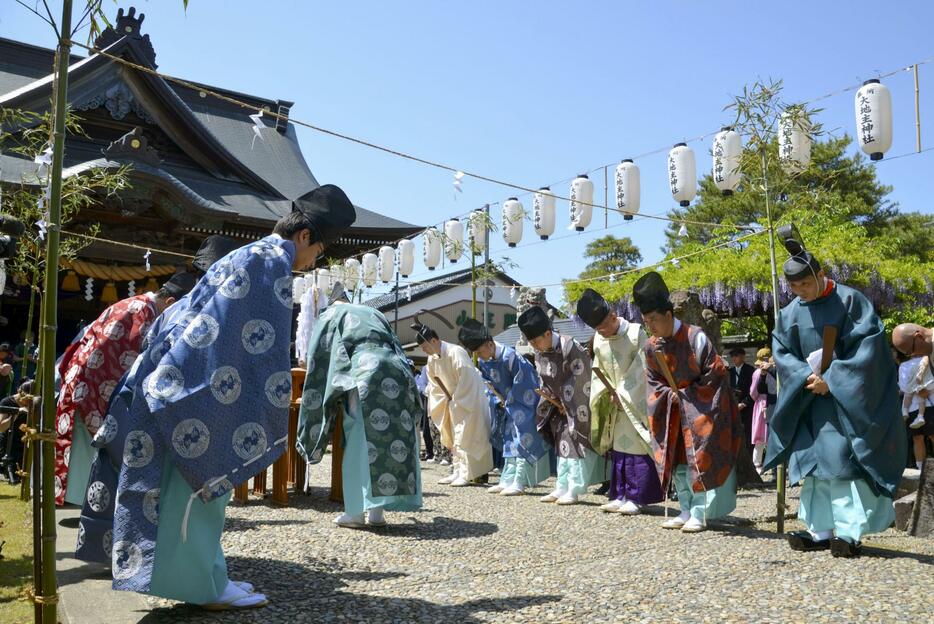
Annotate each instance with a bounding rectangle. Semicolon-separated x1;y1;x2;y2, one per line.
118;350;138;369
332;373;354;390
559;440;570;456
181;314;220;349
380;378;401;400
142;488;160;525
210;366;242;405
171;418;211;459
103;320;126;340
127;299;147;313
250;243;284;258
519;432;534;449
102;529;112;558
72;381;89;404
147;365;185;401
513;408;527;425
576;405;590;422
356;380;370;400
54;476;63;500
112;541;143;580
65;364;81;384
523;389;537;405
582;381;591;397
87;481;111;512
369;409;390;432
241;319;276;355
75;525;85;551
220;268;251;299
149;335;174;366
201;478;234;501
123;430;155;468
57;412;71;435
358;353;380;372
307;423;323;445
562;384;575;403
302;388;323;410
232;422;267;461
335;343;350;363
207;260;234;286
344;314;361;331
99;380;117;403
489;369;502;384
264;371;292;409
399;409;413;431
85;410;103;431
97;414;119;445
63;446;70;467
389;439;409;464
87;349;105;369
407;472;416;493
367;442;378;464
274;276;293;308
376;473;398;496
570;358;585;376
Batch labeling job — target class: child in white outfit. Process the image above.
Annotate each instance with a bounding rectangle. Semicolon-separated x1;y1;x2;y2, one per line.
902;356;933;430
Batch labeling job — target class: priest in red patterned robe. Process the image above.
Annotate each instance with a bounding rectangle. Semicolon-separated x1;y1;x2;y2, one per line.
55;272;196;505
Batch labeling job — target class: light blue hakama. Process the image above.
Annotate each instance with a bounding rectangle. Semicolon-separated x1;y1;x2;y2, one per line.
64;420;95;506
147;459;230;604
673;464;737;522
555;449;609;496
797;476;895;542
499;456;550;489
341;404;423;517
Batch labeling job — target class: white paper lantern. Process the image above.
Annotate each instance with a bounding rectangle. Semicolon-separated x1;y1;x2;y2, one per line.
423;228;442;271
378;246;395;283
468;209;487;255
398;239;415;277
292;276;307;300
855;79;893;161
317;268;331;290
343;258;361;291
614;160;640;220
362;253;378;287
502;197;524;247
712;127;742;196
443;218;463;263
533;187;556;239
569;174;594;232
668;143;696;207
778;109;811;173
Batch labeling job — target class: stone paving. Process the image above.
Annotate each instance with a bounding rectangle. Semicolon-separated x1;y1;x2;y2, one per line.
75;458;934;623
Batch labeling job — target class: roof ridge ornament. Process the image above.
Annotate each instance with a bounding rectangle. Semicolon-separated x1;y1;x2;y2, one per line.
93;6;158;69
103;127;162;166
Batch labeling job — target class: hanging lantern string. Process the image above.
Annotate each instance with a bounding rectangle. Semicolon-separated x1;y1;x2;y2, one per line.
68;40;934;235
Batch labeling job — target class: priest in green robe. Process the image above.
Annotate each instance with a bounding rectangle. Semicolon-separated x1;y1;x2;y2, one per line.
297;284;423;528
764;225;905;558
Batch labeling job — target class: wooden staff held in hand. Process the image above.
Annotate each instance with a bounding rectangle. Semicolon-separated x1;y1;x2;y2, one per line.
592;366;623;410
535;388;566;416
432;376;456;451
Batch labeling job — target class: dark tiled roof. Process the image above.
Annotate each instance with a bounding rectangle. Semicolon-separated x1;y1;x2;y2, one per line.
364;266;521;312
493;318;594;349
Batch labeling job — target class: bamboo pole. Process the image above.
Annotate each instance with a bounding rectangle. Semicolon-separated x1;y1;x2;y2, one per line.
19;268;40;502
760;150;786;534
37;2;73;620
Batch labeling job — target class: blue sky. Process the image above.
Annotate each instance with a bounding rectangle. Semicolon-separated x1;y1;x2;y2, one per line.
4;1;933;306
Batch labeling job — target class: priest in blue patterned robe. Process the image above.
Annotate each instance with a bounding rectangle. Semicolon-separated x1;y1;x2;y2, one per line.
76;186;355;609
458;319;550;495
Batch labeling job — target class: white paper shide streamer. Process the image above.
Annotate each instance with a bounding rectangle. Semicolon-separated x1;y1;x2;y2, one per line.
502;197;524;248
614;160;640;220
855;79;892;161
533;187;556;239
712;127;742;196
569;174;593;232
668;143;696;207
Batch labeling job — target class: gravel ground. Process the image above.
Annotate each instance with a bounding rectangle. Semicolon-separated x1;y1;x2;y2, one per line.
140;456;934;623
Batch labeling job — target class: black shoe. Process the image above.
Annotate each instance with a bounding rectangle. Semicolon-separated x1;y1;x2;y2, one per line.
786;531;831;552
594;481;610;496
830;537;862;558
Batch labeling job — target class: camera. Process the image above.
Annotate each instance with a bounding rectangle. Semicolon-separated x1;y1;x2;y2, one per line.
0;215;26;260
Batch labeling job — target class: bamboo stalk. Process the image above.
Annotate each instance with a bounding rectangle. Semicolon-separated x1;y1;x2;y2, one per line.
37;3;73;620
915;64;922;153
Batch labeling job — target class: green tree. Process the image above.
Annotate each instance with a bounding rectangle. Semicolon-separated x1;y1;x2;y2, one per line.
578;235;642;279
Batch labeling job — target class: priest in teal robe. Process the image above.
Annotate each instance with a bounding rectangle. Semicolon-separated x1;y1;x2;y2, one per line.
764;226;905;558
297;285;422;528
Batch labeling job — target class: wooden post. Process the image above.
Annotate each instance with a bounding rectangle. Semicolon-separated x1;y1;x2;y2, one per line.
233;481;249;504
271;453;289;505
329;407;344;503
252;470;267;497
289;368;307;493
